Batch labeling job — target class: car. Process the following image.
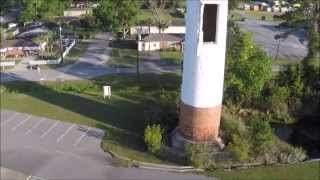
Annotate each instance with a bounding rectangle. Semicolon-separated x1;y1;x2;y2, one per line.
240;17;247;22
26;65;39;70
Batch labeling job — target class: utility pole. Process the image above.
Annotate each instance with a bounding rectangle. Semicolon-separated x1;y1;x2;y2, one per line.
136;35;140;79
59;23;64;64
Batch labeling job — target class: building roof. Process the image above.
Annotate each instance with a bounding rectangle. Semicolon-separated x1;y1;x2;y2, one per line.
0;39;39;49
141;33;185;42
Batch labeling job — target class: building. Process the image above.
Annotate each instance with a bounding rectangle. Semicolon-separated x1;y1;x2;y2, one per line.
0;39;42;58
172;0;228;148
138;33;184;52
64;8;92;17
250;3;260;11
130;26;186;35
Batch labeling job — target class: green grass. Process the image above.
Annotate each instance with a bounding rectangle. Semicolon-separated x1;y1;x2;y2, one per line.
40;41;89;69
229;11;243;21
108;40;137;68
160;51;183;65
0;74;181;164
242;10;279;21
63;41;89;64
212;161;320;180
137;9;185;26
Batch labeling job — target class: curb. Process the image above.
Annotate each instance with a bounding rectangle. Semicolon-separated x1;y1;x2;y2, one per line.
105;149;204;173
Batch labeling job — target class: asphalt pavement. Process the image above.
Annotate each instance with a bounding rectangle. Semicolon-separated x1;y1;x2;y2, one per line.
235;11;308;60
0;109;210;180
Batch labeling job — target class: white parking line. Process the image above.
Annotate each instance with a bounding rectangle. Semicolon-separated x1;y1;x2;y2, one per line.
57;124;75;143
12;115;31;131
0;112;18;127
25;118;45;135
41;121;59;139
73;127;90;147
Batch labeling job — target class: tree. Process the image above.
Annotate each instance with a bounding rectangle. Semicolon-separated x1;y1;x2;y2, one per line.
148;0;171;51
20;0;71;23
94;0;139;39
224;30;272;105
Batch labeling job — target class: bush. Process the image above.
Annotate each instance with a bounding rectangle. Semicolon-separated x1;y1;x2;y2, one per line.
185;143;214;169
287;147;307;163
265;84;290;114
144;89;179;131
249;115;274;154
144;124;163;153
228;134;250;161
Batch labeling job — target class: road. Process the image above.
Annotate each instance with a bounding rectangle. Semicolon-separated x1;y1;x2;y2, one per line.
1;110;210;180
1;33;115;83
0;32;181;83
235;11;308;60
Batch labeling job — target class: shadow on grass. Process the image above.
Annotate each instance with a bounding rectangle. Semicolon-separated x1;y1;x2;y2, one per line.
1;74;181;162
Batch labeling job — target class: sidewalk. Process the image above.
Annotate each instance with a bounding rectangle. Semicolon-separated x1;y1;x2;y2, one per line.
1;167;27;180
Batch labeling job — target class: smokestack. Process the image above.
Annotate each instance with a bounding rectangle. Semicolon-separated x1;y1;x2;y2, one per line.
172;0;228;148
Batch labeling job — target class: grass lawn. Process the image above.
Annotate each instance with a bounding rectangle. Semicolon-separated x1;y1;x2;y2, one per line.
137;9;184;26
242;10;279;21
212;161;320;180
40;41;89;69
0;74;181;164
108;40;137;68
160;51;183;65
63;41;89;64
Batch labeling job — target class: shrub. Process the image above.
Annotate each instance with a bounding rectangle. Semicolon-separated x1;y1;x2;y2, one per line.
144;89;179;131
278;64;304;97
287;147;307;163
249;115;274;154
228;134;250;161
221;109;246;142
265;84;290;114
185;143;215;169
144;124;163;153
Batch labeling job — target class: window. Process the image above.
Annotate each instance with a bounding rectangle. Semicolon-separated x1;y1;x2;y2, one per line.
203;4;218;43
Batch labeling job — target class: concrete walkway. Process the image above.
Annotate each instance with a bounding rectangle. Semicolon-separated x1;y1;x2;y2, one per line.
0;167;27;180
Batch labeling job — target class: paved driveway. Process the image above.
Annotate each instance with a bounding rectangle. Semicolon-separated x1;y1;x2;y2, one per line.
0;110;210;180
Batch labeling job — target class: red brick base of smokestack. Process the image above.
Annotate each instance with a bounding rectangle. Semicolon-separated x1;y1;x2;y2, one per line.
178;102;222;143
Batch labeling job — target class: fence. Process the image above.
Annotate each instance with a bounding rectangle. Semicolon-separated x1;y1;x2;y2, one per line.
28;39;76;66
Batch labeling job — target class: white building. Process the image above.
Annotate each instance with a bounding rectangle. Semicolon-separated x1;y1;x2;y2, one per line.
138;33;184;52
130;26;185;35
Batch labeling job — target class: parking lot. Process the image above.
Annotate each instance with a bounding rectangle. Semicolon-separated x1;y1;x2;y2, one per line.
1;109;210;180
0;109;111;179
0;110;105;153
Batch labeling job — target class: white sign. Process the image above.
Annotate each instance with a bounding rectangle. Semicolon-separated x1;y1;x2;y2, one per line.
103;86;111;99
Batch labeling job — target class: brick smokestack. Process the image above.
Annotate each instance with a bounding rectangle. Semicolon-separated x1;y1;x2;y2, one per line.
172;0;228;147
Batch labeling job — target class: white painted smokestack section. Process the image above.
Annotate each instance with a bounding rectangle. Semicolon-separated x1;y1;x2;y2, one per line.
181;0;228;108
